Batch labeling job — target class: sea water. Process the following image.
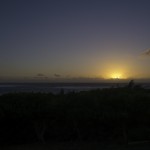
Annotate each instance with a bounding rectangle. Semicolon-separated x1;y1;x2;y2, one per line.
0;82;149;95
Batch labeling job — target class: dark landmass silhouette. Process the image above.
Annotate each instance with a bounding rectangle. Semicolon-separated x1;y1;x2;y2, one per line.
0;81;150;150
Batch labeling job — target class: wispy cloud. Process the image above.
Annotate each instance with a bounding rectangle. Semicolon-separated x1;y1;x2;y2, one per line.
54;74;61;78
33;73;48;79
141;49;150;56
37;73;45;77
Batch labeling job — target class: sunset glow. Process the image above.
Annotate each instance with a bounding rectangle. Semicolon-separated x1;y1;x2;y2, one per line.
111;73;122;79
0;1;150;82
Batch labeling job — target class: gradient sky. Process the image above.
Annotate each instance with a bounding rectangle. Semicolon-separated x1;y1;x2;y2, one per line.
1;0;150;82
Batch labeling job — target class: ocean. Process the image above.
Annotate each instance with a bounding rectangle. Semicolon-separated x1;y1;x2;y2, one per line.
0;82;150;95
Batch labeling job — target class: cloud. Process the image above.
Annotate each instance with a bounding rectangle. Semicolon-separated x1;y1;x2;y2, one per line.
37;73;45;77
54;74;61;78
33;73;48;79
141;49;150;56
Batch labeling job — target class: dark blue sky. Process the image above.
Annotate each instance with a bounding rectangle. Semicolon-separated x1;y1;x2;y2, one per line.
1;0;150;81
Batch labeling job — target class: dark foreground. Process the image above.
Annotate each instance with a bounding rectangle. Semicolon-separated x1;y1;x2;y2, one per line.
0;82;150;148
1;141;150;150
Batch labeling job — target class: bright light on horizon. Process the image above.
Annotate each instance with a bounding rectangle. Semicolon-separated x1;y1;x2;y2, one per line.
111;73;122;79
103;70;127;79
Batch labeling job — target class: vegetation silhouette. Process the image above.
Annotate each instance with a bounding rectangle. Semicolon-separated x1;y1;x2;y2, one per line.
0;82;150;147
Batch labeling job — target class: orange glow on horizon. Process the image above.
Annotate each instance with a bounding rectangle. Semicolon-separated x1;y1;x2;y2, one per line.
111;73;122;79
103;68;127;80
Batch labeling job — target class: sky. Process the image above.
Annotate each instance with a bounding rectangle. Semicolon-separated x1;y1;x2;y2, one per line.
0;0;150;82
